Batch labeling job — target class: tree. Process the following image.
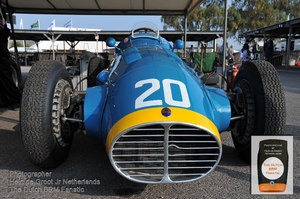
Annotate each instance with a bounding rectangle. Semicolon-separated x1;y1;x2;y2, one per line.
161;1;225;31
287;0;300;19
161;0;300;42
230;0;294;40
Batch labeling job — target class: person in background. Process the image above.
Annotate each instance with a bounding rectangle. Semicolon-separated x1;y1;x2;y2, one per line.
189;44;195;62
241;42;250;62
229;44;234;60
252;41;259;60
264;37;274;64
220;42;229;58
0;6;21;108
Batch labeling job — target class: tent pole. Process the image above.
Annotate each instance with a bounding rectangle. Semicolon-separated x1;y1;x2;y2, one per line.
184;15;187;59
221;0;228;89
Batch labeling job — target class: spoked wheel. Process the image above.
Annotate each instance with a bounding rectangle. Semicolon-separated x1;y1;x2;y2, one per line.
230;60;286;162
21;61;75;168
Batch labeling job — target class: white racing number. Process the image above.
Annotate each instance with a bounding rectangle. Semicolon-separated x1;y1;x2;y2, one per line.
135;78;191;109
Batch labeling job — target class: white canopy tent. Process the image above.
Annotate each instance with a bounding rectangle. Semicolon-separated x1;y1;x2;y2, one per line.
9;46;37;53
9;40;108;53
1;0;204;16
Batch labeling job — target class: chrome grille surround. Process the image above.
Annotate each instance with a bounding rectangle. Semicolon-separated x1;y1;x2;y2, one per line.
109;123;222;184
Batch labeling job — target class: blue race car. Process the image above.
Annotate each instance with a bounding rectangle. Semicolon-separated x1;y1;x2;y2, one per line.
20;22;285;184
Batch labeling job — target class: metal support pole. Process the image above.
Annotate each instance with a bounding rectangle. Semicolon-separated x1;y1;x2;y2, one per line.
52;35;55;60
43;33;61;60
184;15;187;58
221;0;228;89
95;33;99;56
44;33;61;60
213;39;216;52
263;34;266;59
24;40;27;66
66;41;80;59
286;27;292;70
35;41;39;61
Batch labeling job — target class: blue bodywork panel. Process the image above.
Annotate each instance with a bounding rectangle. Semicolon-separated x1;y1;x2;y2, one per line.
84;27;231;143
84;85;107;140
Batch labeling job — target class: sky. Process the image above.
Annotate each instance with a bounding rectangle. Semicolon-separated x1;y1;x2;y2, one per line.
13;13;241;50
15;14;163;30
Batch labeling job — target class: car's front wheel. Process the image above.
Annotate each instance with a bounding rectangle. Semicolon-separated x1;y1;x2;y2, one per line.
230;60;286;162
21;61;74;168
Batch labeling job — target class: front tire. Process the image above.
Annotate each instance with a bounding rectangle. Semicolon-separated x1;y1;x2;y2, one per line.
230;60;286;162
21;61;74;168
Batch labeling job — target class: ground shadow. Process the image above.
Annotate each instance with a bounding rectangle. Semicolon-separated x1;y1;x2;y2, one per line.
0;123;146;197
